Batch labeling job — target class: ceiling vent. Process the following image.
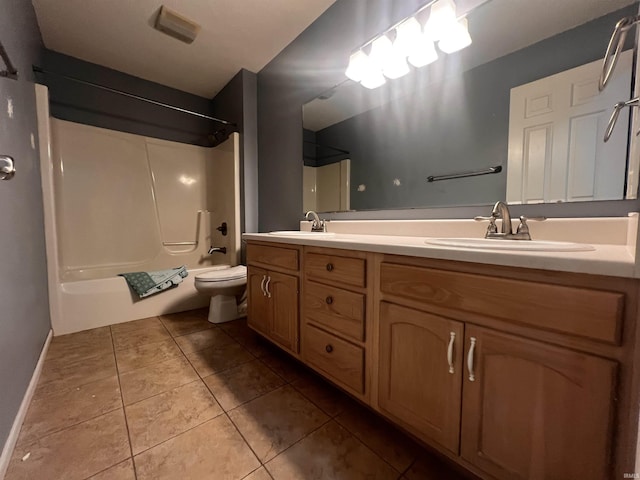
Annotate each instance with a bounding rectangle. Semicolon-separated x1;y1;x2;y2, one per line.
154;6;201;44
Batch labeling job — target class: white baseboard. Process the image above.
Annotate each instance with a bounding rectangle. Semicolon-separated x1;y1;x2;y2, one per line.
0;330;53;479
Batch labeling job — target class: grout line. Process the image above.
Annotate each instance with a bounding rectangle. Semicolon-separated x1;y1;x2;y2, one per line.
16;404;124;453
110;327;138;480
82;458;133;480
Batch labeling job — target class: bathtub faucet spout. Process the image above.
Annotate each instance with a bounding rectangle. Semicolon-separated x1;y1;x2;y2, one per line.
208;246;227;255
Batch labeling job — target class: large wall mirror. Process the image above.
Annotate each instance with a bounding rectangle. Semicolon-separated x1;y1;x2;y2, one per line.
302;0;640;213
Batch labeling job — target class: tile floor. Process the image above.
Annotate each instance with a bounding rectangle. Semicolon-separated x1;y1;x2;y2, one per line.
6;309;475;480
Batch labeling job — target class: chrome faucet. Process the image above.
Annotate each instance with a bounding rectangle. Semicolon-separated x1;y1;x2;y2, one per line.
475;201;545;240
492;201;513;235
208;246;227;254
305;211;327;232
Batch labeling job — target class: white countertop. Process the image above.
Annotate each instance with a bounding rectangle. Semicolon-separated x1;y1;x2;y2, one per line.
242;229;638;279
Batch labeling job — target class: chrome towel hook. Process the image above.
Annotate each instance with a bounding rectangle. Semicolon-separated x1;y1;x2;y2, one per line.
0;155;15;180
604;97;640;142
599;15;640;92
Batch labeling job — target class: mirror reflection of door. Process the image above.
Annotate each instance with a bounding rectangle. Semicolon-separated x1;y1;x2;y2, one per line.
303;159;350;213
506;50;632;204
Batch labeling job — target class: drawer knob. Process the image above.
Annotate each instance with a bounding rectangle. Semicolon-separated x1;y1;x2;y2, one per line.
326;263;334;272
326;296;333;305
325;344;334;353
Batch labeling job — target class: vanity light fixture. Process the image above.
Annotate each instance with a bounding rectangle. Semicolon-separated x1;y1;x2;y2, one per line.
345;0;472;89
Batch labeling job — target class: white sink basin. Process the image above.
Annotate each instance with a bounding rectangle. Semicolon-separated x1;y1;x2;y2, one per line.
268;231;336;238
424;238;595;252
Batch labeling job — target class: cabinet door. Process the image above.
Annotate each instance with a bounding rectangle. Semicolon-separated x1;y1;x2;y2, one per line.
247;266;270;335
461;326;617;480
378;302;464;453
269;271;299;353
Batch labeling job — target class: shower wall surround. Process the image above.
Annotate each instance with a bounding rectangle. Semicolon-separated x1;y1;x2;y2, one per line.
50;119;239;281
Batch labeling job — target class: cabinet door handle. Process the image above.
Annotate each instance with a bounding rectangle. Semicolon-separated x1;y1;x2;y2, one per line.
467;337;477;382
325;344;334;353
326;263;334;271
325;296;333;305
260;275;267;296
447;332;456;374
265;276;272;298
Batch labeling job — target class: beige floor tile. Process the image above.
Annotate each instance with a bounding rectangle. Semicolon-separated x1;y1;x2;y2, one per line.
403;455;477;480
203;359;285;411
89;458;136;480
243;467;273;480
134;415;260;480
126;380;223;454
46;327;113;362
112;322;171;351
159;309;213;337
233;330;276;358
335;401;419;472
218;317;250;337
6;409;130;480
19;375;122;446
228;385;329;462
265;421;398;480
185;341;254;377
119;356;199;405
115;338;183;373
37;351;117;396
260;351;309;383
292;373;351;417
110;316;162;334
174;327;235;354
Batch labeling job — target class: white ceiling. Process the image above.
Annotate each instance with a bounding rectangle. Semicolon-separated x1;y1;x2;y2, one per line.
32;0;337;98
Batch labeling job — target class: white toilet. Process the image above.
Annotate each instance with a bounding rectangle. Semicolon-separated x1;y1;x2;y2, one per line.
194;265;247;324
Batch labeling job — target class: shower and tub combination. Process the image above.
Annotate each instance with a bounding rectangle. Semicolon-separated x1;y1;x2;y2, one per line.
35;84;245;335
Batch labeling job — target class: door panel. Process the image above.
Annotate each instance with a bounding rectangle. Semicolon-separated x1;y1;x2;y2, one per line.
461;326;617;480
269;271;299;353
247;266;269;334
378;302;464;453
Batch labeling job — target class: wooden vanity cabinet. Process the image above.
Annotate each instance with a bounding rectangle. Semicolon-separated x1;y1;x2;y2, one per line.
377;256;630;480
378;301;464;454
245;240;639;479
246;242;300;354
460;325;617;480
300;247;372;400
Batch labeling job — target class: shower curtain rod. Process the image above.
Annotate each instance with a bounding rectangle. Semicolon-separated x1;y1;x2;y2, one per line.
32;66;236;126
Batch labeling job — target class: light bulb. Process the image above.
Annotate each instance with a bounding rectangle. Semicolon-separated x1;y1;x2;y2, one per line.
369;35;394;70
360;69;387;90
345;50;370;82
394;17;422;57
426;0;458;41
438;17;472;53
408;31;438;67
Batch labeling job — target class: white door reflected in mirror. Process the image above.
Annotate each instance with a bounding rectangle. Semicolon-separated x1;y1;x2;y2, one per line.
506;51;632;204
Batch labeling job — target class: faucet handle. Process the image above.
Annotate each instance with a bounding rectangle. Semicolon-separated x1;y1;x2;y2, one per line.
516;215;546;239
474;215;497;235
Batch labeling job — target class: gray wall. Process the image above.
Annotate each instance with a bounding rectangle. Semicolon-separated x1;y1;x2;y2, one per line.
257;0;640;231
0;0;50;450
212;70;259;234
315;7;635;210
40;50;229;147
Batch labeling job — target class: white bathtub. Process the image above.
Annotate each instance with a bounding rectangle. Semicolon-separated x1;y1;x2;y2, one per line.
52;267;214;335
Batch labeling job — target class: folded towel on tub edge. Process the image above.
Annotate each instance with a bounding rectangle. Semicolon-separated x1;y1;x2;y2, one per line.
118;265;188;299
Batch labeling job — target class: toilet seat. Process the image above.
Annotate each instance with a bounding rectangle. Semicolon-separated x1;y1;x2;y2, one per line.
195;265;247;283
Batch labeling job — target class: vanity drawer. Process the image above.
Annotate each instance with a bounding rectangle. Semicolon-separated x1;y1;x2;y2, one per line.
305;252;366;288
380;262;624;345
304;281;365;341
247;243;299;271
303;324;364;394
